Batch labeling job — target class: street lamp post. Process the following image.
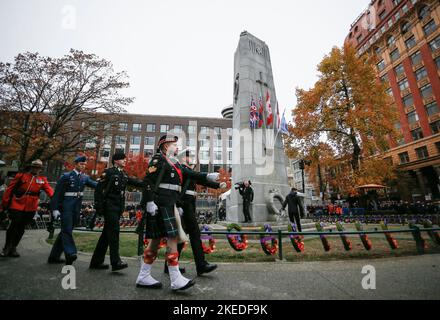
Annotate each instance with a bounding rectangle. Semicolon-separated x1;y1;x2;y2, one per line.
299;159;312;195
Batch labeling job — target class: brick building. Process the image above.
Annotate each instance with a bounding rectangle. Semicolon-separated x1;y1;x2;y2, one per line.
0;111;232;180
346;0;440;201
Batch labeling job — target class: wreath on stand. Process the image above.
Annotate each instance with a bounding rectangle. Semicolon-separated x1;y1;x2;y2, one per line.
288;223;304;253
226;223;248;251
259;224;278;256
200;225;216;254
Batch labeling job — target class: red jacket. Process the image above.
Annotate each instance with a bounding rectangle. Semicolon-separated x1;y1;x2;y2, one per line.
2;172;54;212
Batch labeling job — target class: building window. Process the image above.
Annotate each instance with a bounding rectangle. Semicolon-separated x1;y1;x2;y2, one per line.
374;46;383;56
103;136;112;146
160;124;169;133
214;127;222;137
200;139;210;148
398;78;410;91
146;123;156;132
423;20;437;37
394;64;405;77
436;56;440;69
200;126;210;134
405;36;416;49
187;138;196;147
430;120;440;134
415;146;429;160
401;20;411;34
381;74;389;84
377;60;386;72
411;51;422;65
144;136;155;146
387;35;396;47
228;151;232;161
399;152;410;164
415;67;428;81
430;36;440;51
214;151;222;161
115;135;127;145
418;5;430;20
130;135;141;145
119;122;128;132
426;101;439;116
214;138;222;148
101;149;111;158
411;128;424;141
386;88;394;97
173;125;183;133
403;94;414;108
379;10;387;21
132;123;142;132
420;84;433;99
407;110;419;125
200;150;210;161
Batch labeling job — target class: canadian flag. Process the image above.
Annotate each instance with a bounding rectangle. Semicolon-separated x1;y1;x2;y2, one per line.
277;102;280;129
266;91;273;127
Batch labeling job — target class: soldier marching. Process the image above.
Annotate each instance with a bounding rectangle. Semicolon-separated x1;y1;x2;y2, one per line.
0;136;225;292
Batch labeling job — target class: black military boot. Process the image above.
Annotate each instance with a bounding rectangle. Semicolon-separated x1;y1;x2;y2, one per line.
89;263;110;270
197;262;217;276
65;254;77;265
0;246;11;258
8;247;20;258
48;257;66;264
112;261;128;272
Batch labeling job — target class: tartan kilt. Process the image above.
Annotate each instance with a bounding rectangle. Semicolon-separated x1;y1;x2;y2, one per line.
145;205;178;239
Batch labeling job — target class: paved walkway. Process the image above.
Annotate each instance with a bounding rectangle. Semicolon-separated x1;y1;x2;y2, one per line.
0;230;439;300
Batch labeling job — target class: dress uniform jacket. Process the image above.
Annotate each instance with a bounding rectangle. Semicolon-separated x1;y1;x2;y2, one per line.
141;152;209;239
49;170;97;258
2;173;54;212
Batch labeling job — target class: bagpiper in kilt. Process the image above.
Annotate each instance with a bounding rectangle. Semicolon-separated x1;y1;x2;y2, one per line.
135;135;221;291
163;149;225;276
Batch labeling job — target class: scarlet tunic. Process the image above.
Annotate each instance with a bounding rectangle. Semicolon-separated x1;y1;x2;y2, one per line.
1;172;54;212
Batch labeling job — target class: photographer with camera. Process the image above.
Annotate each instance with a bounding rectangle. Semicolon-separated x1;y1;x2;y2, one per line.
236;180;254;223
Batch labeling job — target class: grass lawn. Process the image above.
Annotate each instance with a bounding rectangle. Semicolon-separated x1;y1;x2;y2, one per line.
47;228;440;263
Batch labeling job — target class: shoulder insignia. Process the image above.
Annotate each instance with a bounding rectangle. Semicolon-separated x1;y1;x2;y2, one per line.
148;166;158;174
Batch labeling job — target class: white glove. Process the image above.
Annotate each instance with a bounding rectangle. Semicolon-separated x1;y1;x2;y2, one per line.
52;210;61;219
178;207;184;216
146;201;158;216
207;173;220;182
219;182;227;189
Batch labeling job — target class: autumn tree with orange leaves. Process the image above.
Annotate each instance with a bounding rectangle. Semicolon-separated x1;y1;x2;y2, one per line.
195;167;231;198
290;44;401;196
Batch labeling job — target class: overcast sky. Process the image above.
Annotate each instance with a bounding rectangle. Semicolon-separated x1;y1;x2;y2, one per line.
0;0;368;118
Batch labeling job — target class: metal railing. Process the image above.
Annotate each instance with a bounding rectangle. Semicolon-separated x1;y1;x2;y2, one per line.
68;225;440;261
